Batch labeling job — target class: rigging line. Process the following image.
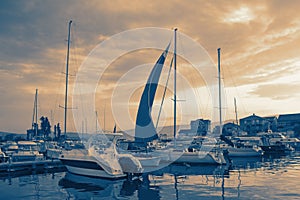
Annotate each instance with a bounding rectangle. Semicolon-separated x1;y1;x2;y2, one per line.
220;60;230;122
224;59;248;116
178;32;204;121
221;31;248;117
70;24;87;131
53;23;74;124
71;22;80;75
147;44;170;125
156;57;174;129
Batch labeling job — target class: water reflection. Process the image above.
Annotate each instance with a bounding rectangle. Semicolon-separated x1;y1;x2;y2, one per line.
58;164;229;200
57;155;299;200
58;172;161;199
0;154;299;199
59;173;126;199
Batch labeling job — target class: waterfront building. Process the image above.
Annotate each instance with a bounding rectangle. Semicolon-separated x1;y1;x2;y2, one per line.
222;122;240;136
277;113;300;137
179;119;211;136
263;116;278;132
239;114;269;136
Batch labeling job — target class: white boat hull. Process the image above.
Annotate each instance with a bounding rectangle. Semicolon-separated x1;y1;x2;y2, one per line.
64;165;126;179
227;147;262;157
173;152;224;164
59;149;126;179
155;149;225;165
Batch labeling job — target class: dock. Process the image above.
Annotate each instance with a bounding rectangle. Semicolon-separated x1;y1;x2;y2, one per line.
0;159;66;175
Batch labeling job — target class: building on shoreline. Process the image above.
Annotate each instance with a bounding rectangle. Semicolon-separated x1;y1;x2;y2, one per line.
179;119;211;136
277;113;300;137
239;114;270;136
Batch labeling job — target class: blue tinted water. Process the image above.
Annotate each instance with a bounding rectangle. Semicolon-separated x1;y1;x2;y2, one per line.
0;154;299;200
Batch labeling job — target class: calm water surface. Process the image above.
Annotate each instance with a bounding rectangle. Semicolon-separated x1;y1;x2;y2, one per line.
0;154;299;200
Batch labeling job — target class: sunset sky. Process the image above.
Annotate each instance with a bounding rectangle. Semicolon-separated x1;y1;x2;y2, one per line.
1;0;300;133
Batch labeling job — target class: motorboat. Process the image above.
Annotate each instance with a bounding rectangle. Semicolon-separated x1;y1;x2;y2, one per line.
4;141;44;162
152;138;227;165
60;133;143;178
59;148;127;179
260;135;294;155
220;142;263;157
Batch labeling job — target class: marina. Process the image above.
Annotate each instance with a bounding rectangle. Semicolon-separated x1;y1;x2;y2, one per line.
2;1;300;199
0;21;300;196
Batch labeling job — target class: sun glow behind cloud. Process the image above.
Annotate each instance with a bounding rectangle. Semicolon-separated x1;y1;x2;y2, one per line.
223;7;255;24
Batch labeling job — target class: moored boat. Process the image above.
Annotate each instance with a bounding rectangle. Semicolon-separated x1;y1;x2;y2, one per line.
260;135;294;154
220;142;263;157
260;143;293;154
4;141;44;162
59;148;126;179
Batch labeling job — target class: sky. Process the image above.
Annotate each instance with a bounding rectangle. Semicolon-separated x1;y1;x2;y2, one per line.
1;0;300;133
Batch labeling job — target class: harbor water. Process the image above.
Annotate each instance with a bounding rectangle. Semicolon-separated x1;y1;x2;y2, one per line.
0;154;299;200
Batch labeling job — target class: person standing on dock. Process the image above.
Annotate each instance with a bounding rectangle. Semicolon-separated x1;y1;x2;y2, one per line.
57;123;61;139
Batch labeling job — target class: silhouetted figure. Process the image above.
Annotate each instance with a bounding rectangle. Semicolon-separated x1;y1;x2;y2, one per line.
45;117;51;137
33;122;38;137
113;124;117;133
57;123;61;139
40;116;46;137
53;125;57;139
39;116;52;138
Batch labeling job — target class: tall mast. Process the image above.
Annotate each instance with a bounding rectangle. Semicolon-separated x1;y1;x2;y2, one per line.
35;89;38;136
217;48;222;135
32;89;37;128
64;20;72;138
174;28;177;140
234;97;238;125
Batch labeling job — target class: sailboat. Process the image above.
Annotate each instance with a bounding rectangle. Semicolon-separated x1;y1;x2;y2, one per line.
117;41;172;168
58;21;135;179
128;29;226;165
26;89;39;140
217;51;262;158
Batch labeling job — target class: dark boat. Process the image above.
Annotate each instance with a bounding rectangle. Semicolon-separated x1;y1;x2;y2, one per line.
260;135;294;154
260;143;293;154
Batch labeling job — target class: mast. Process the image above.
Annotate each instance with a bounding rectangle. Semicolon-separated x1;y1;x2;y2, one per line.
34;89;38;136
234;97;238;125
104;101;106;132
64;20;72;138
85;118;87;134
217;48;222;135
174;28;177;140
95;111;98;134
82;120;84;137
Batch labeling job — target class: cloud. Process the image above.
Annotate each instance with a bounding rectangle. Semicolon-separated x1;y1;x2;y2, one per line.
1;0;300;132
249;83;300;100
